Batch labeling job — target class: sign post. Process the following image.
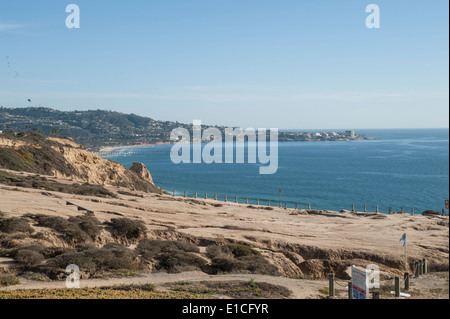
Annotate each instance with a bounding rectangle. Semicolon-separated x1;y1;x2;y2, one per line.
351;266;370;299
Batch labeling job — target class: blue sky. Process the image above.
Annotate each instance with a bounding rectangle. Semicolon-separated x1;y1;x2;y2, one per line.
0;0;448;129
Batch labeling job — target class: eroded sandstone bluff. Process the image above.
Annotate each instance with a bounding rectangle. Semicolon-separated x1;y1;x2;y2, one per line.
0;134;162;193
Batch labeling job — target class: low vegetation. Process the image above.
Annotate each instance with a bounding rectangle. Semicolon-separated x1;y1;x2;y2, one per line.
25;214;92;244
0;171;117;198
46;243;140;276
68;215;102;240
0;217;34;234
0;286;216;299
108;218;147;241
0;276;21;287
137;239;206;273
1;213;280;280
13;250;45;267
165;280;292;299
207;243;279;276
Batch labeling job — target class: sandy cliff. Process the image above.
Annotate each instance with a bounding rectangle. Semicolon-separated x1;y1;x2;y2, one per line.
0;134;161;193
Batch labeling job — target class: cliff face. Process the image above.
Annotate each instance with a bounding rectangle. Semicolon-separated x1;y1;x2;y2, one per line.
0;134;161;193
129;162;154;184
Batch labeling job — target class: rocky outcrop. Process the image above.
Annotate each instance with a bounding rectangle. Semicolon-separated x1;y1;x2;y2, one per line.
129;162;154;184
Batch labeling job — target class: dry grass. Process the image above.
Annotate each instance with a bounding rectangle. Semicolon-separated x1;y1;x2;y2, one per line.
165;280;292;299
0;286;216;299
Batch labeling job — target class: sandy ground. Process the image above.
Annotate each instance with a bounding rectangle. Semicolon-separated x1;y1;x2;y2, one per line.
0;169;449;298
1;173;447;263
0;270;325;299
1;269;447;299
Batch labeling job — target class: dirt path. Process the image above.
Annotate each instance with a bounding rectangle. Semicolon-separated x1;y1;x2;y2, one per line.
0;271;328;299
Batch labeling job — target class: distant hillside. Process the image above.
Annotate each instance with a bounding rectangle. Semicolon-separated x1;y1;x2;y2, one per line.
0;107;368;149
0;107;198;149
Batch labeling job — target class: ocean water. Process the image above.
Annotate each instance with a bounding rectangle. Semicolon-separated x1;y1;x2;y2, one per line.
105;129;449;213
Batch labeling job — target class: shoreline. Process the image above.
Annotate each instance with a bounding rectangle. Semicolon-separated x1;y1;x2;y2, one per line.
97;142;174;154
97;137;375;154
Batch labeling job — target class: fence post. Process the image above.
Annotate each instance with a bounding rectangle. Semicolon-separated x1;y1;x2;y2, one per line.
224;195;227;202
308;203;311;210
394;277;400;297
404;272;410;291
423;259;427;274
364;205;367;213
348;282;353;299
205;193;207;199
329;273;335;298
376;206;379;213
173;189;176;197
214;194;217;201
194;192;197;198
352;204;355;212
418;260;423;276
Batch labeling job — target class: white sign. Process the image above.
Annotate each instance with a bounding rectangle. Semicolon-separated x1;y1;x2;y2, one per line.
352;266;369;299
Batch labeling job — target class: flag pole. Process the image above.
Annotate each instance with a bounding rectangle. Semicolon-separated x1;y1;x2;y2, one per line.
404;242;407;274
400;233;407;274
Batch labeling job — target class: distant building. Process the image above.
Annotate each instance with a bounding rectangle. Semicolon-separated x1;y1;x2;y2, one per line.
345;130;355;138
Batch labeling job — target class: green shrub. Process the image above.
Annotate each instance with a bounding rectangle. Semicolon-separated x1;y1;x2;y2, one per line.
0;276;20;287
109;218;146;240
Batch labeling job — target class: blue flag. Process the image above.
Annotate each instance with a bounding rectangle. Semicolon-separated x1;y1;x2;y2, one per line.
400;233;406;248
